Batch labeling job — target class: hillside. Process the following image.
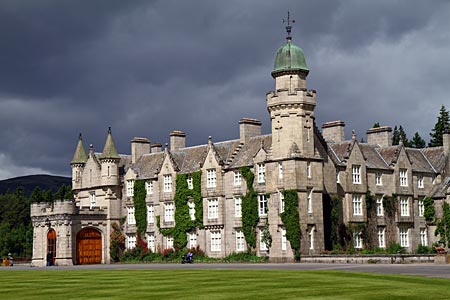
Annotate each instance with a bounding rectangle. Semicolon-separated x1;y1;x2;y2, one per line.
0;174;71;196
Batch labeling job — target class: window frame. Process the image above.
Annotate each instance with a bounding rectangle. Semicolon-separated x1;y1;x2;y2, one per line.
208;198;219;219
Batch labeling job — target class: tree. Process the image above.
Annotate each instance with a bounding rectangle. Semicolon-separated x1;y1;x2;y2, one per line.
410;132;426;148
392;126;399;145
398;125;410;147
429;105;450;147
372;122;380;128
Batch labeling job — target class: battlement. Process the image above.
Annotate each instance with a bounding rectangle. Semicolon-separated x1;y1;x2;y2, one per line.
31;200;78;217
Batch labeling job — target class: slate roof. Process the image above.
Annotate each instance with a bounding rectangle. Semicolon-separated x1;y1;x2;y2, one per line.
359;144;390;169
405;148;436;173
227;135;272;169
430;176;450;198
422;147;446;172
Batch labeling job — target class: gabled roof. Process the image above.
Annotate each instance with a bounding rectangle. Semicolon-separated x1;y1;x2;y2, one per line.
405;148;436;173
378;145;402;166
359;144;390;169
430;176;450;198
227;135;272;169
71;134;88;164
134;152;164;179
422;146;446;172
328;141;354;164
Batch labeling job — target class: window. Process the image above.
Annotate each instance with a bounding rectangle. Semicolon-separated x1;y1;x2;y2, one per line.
257;163;266;183
127;235;136;249
420;228;428;246
278;162;283;179
400;197;409;216
234;196;242;218
378;228;385;248
145;181;153;195
279;191;285;213
418;199;424;217
211;230;221;251
166;236;174;249
234;171;242;186
126;180;134;197
127;206;136;225
352;165;361;184
399;227;409;247
236;230;245;252
147;204;155;224
353;232;362;249
258;194;268;216
307;189;313;214
187;176;193;190
400;169;408;187
336;171;340;183
147;234;155;252
259;230;268;251
418;175;424;189
188;232;197;249
281;228;287;251
89;192;96;209
207;169;216;188
208;199;219;219
307;161;311;178
376;196;384;217
352;195;363;216
164;202;174;222
375;172;382;185
188;201;195;220
309;226;315;250
164;175;172;192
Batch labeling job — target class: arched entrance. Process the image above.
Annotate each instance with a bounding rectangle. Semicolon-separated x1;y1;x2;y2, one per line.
76;228;102;265
47;229;56;266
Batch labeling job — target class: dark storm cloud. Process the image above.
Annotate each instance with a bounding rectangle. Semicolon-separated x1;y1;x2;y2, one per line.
0;0;449;179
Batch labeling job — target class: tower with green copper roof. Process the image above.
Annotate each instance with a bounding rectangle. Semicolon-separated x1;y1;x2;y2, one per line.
266;12;317;159
100;127;120;186
71;133;87;189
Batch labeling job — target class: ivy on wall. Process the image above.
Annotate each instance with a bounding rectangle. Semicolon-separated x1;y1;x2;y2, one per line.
157;171;202;249
435;202;450;247
423;197;435;224
240;166;259;250
280;190;301;259
110;221;125;262
133;179;147;236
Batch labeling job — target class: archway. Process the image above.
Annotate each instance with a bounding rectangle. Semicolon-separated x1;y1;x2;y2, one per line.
76;228;102;265
47;229;56;266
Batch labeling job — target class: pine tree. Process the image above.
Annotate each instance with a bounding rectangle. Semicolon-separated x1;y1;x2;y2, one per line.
410;132;426;148
429;105;450;147
392;126;399;145
398;125;410;147
373;122;380;128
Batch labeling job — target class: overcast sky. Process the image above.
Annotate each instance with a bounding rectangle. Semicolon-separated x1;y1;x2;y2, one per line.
1;0;449;180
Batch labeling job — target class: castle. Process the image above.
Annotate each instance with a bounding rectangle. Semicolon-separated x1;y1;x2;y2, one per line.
31;22;450;266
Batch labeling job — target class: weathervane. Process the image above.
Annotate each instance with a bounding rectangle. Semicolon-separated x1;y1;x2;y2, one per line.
283;11;295;40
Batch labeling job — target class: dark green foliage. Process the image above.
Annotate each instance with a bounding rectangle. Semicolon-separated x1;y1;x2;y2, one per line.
133;180;147;236
429;104;450;147
109;222;125;262
410;132;426;148
0;175;71;196
280;190;301;259
372;122;380;128
423;197;435;223
383;194;397;217
329;196;342;249
29;187;43;203
435;202;450;247
240;166;259;250
55;184;73;201
417;244;432;254
156;171;202;249
398;126;409;147
386;243;405;254
260;221;272;253
392;126;399;145
223;251;268;263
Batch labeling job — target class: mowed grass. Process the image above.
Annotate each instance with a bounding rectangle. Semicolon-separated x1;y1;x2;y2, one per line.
0;269;449;300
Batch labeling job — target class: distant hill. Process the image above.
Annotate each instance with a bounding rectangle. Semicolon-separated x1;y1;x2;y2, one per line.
0;174;72;196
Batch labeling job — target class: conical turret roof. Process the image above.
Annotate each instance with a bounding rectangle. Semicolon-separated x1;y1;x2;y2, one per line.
101;127;120;159
71;133;88;164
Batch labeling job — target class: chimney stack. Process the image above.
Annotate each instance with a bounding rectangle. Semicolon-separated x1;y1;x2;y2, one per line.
131;137;150;164
151;142;162;153
322;121;345;143
170;130;186;151
366;126;392;147
239;118;262;143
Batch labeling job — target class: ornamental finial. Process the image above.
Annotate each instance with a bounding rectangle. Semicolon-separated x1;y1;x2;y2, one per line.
283;11;295;41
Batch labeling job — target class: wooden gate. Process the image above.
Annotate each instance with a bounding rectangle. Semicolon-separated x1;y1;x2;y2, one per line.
76;228;102;265
47;229;56;265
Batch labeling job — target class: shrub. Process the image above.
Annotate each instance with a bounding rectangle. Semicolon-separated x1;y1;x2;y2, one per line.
386;243;405;254
417;244;432;254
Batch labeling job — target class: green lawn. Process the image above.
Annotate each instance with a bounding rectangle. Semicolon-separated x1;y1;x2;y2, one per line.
0;269;449;299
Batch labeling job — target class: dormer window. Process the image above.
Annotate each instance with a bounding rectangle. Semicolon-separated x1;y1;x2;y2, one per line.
164;175;172;192
352;165;361;184
257;163;266;183
126;180;134;197
375;172;382;186
207;169;216;188
146;181;153;195
234;171;242;186
400;169;408;187
418;175;424;189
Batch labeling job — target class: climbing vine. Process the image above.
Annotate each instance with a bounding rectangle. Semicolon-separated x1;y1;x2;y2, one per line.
280;190;301;259
423;197;435;224
133;179;147;236
261;220;272;253
435;202;450;247
110;221;125;262
241;166;259;250
156;171;202;249
383;194;397;217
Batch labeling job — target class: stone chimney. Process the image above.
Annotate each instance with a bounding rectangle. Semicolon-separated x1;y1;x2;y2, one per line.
239;118;262;143
151;143;162;153
131;137;150;164
321;121;345;143
366;126;392;147
170;130;186;151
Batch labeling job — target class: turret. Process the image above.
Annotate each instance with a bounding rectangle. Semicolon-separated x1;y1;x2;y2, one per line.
267;18;316;159
99;127;120;186
70;133;87;190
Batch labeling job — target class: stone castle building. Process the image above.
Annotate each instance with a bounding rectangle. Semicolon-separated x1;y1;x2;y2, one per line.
31;25;450;266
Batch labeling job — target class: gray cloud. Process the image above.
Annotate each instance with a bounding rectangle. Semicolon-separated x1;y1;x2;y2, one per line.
0;0;449;179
